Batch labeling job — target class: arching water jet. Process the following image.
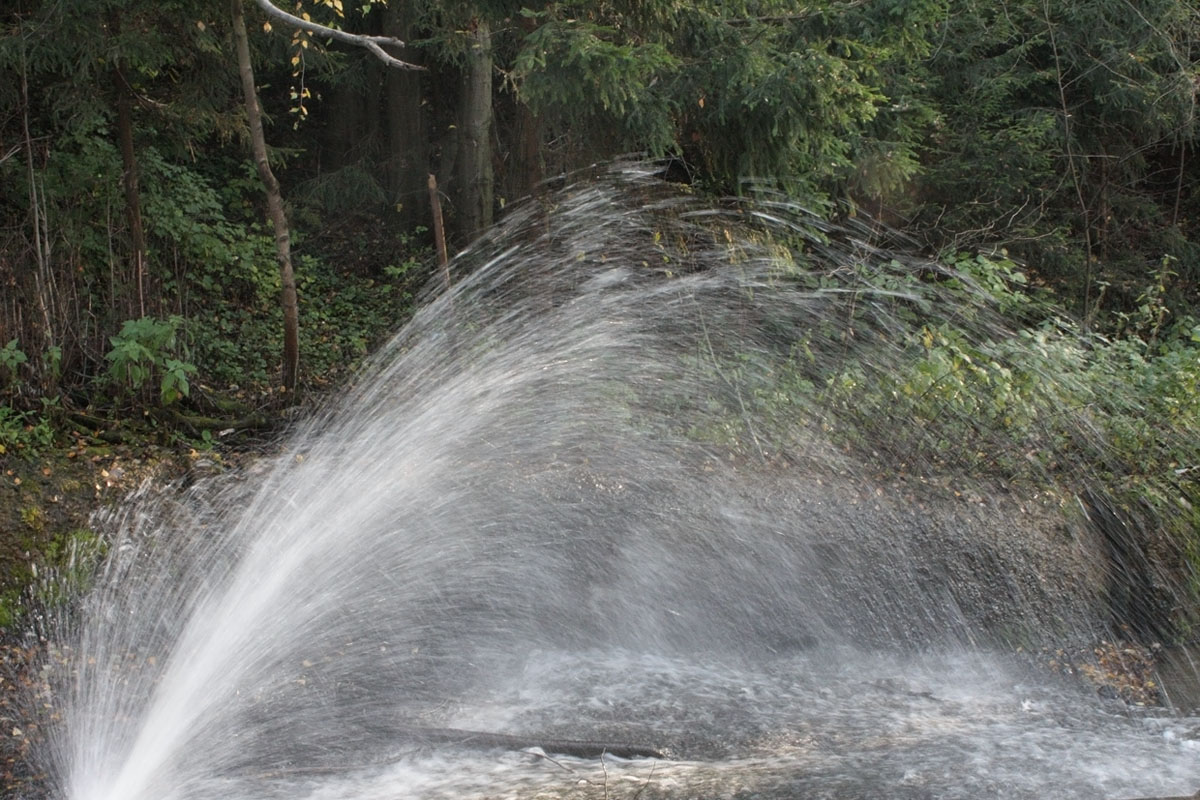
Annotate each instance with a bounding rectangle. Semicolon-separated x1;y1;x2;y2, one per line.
21;166;1200;800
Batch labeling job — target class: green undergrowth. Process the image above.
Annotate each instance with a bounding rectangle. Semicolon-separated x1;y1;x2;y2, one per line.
847;318;1200;634
188;232;426;393
0;449;116;632
0;407;55;458
687;247;1200;636
0;213;429;625
0;528;107;630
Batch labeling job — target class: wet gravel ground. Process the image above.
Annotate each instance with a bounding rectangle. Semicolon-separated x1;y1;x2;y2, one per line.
1;636;51;798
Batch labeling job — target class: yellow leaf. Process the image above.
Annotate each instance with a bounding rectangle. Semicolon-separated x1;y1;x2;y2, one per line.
196;20;206;31
262;21;272;32
291;54;301;66
698;96;705;108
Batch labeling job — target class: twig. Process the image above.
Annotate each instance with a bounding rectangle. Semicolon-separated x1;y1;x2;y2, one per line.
630;758;659;800
523;747;578;776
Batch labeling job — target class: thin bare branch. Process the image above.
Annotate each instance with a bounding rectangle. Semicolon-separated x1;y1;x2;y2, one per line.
252;0;424;70
522;748;581;776
630;759;659;800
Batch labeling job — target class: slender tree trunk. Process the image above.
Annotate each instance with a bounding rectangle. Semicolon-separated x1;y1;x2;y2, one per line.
1044;3;1094;327
383;2;427;220
1173;143;1186;227
232;0;299;393
454;18;494;240
20;35;54;354
510;14;544;202
113;67;147;318
515;101;544;198
325;79;373;172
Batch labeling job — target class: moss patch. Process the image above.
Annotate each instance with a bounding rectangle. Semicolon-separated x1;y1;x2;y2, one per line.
0;444;195;632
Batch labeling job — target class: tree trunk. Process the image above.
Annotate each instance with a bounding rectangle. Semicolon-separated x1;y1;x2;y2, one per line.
232;0;299;393
514;100;544;198
454;19;494;241
323;62;375;175
508;13;545;203
20;35;54;366
383;2;427;221
113;66;147;319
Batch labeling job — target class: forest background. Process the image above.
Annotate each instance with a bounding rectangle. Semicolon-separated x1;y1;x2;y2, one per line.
0;0;1199;633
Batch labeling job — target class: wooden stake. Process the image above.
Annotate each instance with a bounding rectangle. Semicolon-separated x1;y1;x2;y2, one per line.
428;173;450;289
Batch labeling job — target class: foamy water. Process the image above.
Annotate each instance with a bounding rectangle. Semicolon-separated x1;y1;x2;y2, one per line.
118;649;1200;800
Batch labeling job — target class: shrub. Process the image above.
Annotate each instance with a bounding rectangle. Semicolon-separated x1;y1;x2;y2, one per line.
104;316;197;407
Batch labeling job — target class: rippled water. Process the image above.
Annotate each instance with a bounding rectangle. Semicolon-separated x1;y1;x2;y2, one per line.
169;649;1200;800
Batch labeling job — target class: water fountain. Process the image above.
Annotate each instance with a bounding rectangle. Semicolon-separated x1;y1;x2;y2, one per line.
27;166;1200;799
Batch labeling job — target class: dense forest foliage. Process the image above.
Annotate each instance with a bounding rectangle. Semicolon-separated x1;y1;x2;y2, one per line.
1;0;1196;423
0;0;1197;540
0;0;1198;640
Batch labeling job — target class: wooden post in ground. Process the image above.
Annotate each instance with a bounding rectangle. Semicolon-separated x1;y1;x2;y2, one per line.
428;173;450;290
